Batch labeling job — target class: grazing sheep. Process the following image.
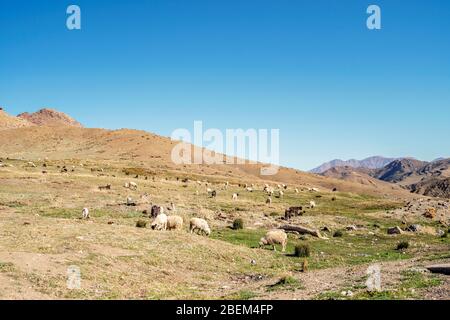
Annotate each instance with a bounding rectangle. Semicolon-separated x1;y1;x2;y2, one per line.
151;213;168;231
309;201;316;209
266;197;272;205
210;190;217;198
190;218;211;236
232;193;239;200
259;230;288;252
81;208;90;219
150;205;164;218
126;197;136;206
167;215;184;231
246;187;253;192
129;182;138;190
275;190;284;198
98;184;111;190
27;161;37;168
295;188;299;193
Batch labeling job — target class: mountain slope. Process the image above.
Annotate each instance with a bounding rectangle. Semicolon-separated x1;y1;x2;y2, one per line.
18;108;83;127
0;109;34;130
310;156;396;174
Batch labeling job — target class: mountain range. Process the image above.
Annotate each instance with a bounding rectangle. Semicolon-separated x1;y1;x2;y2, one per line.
310;156;397;174
1;107;448;199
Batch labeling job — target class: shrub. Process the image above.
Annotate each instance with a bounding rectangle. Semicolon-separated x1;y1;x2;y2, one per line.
333;230;344;238
396;241;409;251
294;244;311;258
232;218;244;230
136;220;147;228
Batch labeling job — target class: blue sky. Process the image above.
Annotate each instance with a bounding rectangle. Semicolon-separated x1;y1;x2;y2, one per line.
0;0;449;170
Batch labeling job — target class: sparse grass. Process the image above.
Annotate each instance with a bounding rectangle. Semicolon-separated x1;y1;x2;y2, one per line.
268;276;304;292
0;262;16;273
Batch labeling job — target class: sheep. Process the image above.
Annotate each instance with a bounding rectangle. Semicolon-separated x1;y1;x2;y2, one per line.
295;188;299;193
81;208;90;219
126;196;136;206
129;182;138;190
246;187;253;192
167;215;183;231
98;184;111;190
151;213;168;231
266;197;272;205
150;205;164;218
259;230;288;252
190;218;211;236
232;193;239;200
309;201;316;209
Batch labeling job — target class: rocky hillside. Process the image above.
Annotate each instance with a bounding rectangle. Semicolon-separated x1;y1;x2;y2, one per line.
310;156;396;174
0;108;34;130
18;108;83;127
373;158;429;184
410;177;450;198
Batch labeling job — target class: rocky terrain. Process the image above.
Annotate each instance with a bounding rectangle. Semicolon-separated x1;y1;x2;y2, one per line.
17;108;83;127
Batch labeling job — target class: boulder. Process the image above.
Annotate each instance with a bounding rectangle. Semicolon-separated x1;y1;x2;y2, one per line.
388;226;403;235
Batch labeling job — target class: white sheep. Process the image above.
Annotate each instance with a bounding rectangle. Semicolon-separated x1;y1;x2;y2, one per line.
295;188;299;193
259;230;288;252
232;193;239;200
151;213;168;231
81;208;90;219
167;215;183;231
190;218;211;236
246;187;253;192
266;197;272;205
129;182;138;190
310;200;316;209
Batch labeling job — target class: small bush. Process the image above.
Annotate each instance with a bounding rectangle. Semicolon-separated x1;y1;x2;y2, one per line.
136;220;147;228
232;218;244;230
396;241;409;251
294;244;311;258
333;230;344;238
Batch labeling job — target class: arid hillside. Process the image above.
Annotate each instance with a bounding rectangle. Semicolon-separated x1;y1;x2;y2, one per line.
0;124;411;199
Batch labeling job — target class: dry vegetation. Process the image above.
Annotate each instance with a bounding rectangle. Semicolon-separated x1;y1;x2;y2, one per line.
0;157;449;300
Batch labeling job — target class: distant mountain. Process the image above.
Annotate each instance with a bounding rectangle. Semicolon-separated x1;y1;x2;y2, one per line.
374;158;429;183
310;156;396;174
18;108;83;127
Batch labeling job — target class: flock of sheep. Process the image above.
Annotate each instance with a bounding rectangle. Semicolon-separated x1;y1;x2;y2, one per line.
79;176;323;253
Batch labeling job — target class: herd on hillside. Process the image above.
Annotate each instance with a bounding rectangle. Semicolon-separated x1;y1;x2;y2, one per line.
85;178;326;252
2;159;327;252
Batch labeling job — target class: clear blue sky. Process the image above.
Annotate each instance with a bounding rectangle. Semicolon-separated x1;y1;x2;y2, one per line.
1;0;449;170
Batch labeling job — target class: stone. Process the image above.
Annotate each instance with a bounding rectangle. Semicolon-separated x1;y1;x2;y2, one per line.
388;226;403;235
